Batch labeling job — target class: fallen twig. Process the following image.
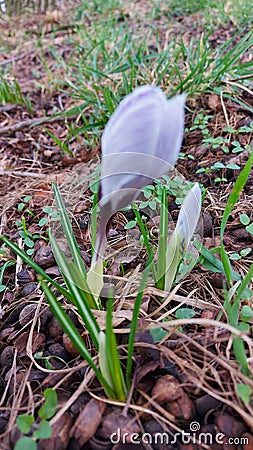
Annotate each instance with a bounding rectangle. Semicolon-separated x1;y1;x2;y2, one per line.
0;104;22;113
0;113;77;135
0;50;37;67
0;170;45;178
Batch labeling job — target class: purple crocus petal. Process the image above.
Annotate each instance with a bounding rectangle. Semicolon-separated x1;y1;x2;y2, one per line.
156;94;186;164
102;85;164;158
91;85;186;265
100;86;186;207
175;183;202;251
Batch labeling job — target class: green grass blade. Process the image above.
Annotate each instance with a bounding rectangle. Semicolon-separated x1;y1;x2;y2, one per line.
105;297;127;401
0;235;72;302
220;244;233;287
194;239;241;282
126;262;151;391
221;152;253;238
220;152;253;290
52;183;99;308
234;262;253;304
233;337;250;376
50;231;98;309
156;186;168;290
52;182;88;279
50;234;100;347
132;203;156;280
40;280;115;397
45;130;72;156
164;232;182;292
98;331;115;398
91;191;98;258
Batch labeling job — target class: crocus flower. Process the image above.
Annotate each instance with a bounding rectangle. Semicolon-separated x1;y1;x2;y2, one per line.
164;183;202;291
87;85;186;298
175;183;202;252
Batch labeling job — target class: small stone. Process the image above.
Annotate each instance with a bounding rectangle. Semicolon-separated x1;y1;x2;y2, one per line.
0;346;14;369
80;250;90;265
34;246;55;268
232;228;251;240
0;414;8;434
107;229;118;238
19;303;37;326
49;316;63;338
3;290;14;303
209;273;223;289
195;394;221;416
100;410;141;442
19;282;38;298
17;270;35;285
14;331;45;357
44;149;52;157
202;212;213;236
62;333;80;357
214;412;246;438
45;266;61;277
166;392;195;420
46;343;71;367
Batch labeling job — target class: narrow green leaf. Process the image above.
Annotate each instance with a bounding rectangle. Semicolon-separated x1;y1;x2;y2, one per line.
194;239;241;281
50;235;100;346
221;152;253;238
105;297;127;401
91;190;98;257
126;261;151;390
236;383;252;403
156;186;168;290
164;232;181;292
220;244;233;287
132;203;156;280
233;337;250;376
45;130;72;156
52;183;88;280
40;280;115;398
98;331;115;397
0;236;72;302
0;259;15;284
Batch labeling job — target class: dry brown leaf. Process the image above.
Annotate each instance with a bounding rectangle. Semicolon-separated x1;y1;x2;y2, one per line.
207;93;221;110
70;398;106;445
92;309;133;329
151;375;182;404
